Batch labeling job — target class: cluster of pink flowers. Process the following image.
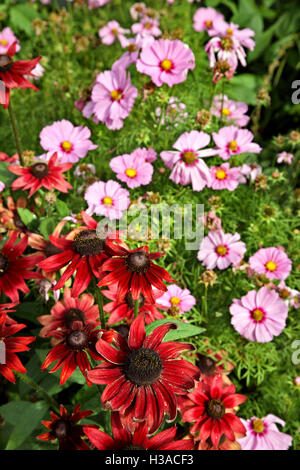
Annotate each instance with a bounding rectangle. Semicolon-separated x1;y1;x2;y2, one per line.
110;147;156;189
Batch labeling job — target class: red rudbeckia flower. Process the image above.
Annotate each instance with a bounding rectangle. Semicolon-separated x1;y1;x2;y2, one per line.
0;302;18;324
0;313;35;383
39;211;123;297
87;315;200;434
41;321;102;385
0;231;43;302
38;287;99;338
84;411;194;450
103;284;164;326
8;152;72;197
179;374;247;448
0;42;41;108
37;404;95;450
98;243;176;303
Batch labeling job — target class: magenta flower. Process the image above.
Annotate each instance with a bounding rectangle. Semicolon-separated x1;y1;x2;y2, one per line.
212;125;261;160
136;39;195;87
205;27;253;69
0;27;20;55
249;247;292;281
277;152;294;165
110;152;154;189
99;21;129;46
193;7;225;35
210;95;249;127
160;130;217;191
238;414;292;450
230;287;288;342
132;17;162;37
90;68;138;130
112;35;154;70
84;180;130;220
131;147;157;163
209;163;241;191
40;120;97;164
197;229;246;270
156;284;196;313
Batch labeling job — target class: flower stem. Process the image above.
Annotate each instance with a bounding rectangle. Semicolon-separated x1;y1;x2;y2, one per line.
15;371;60;413
202;284;208;322
94;279;105;329
134;299;139;318
8;100;24;167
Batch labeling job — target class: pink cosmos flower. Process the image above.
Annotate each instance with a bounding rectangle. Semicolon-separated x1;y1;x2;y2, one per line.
40;119;97;164
230;287;288;342
212;56;236;83
0;181;5;192
136;39;195;87
130;3;147;20
112;35;154;70
193;8;225;35
205;30;253;69
156;284;196;313
132;17;162;37
277;152;294;165
214;21;256;51
88;0;111;9
239;163;262;183
209;163;241;191
0;27;20;55
249;247;292;281
210;95;249;127
197;229;246;270
84;180;130;220
212;125;262;160
160;131;217;191
275;281;300;310
90;68;138;130
238;415;292;450
131;147;157;163
110;153;154;189
99;21;129;46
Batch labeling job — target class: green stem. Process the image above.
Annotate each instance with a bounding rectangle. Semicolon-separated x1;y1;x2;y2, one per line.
8;101;24;166
15;371;60;413
134;299;139;318
202;284;208;322
219;80;225;126
94;279;105;329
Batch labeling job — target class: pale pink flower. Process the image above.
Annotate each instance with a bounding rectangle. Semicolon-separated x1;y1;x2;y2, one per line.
112;34;154;70
249;247;292;280
209;163;241;191
294;377;300;386
0;181;5;193
155;96;188;129
160;131;217;191
203;211;222;230
215;21;256;50
198;229;246;270
110;153;153;189
205;31;251;69
277;152;294;165
84;180;130;220
90;67;138;130
99;21;129;45
136;39;195;87
230;287;288;342
131;147;157;163
156;284;196;313
210;95;249;127
212;56;236;83
212;125;262;160
30;63;45;79
240;163;262;183
88;0;111;9
130;3;147;20
132;17;162;37
0;27;20;55
40;119;98;164
238;415;292;450
193;7;225;35
275;281;300;310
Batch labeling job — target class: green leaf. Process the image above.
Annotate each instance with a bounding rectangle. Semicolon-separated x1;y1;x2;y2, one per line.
39;217;56;240
227;73;262;105
15;301;46;325
55;199;69;218
9;4;39;35
145;319;205;342
17;208;37;226
0;161;16;185
0;401;48;450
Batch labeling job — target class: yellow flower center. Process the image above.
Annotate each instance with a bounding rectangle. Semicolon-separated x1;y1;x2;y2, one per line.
103;197;113;206
215;169;227;180
61;141;72;152
205;20;212;28
252;419;265;434
265;261;277;272
144;22;152;29
160;59;173;71
228;140;238;151
220;36;233;51
170;296;181;305
112;28;118;35
216;245;227;256
182;151;196;164
222;107;231;116
110;89;123;101
0;39;8;46
125;168;137;178
227;28;233;35
252;308;264;322
128;44;137;52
